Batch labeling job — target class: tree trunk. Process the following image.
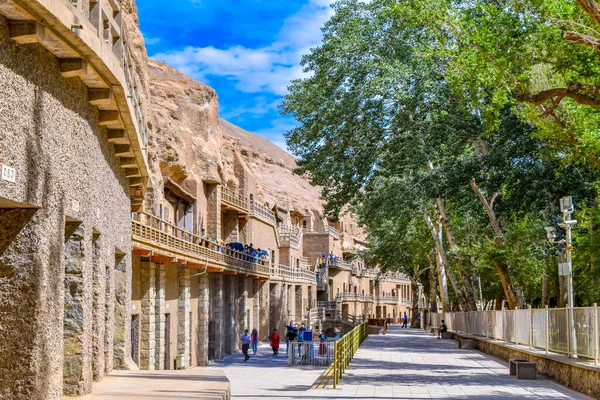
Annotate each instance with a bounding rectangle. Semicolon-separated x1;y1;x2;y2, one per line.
470;179;524;309
542;250;550;307
410;278;420;328
427;254;438;314
495;291;504;310
422;208;468;311
437;198;478;311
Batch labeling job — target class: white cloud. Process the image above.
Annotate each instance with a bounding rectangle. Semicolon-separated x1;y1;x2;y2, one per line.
144;36;161;45
153;0;335;96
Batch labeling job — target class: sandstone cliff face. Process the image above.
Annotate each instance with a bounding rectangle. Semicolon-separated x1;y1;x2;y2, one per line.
143;58;363;242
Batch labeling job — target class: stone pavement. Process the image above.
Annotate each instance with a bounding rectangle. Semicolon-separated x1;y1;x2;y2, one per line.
212;326;593;399
63;369;230;400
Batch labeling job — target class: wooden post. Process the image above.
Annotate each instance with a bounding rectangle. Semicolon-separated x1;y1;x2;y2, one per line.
545;305;549;354
528;305;532;349
514;308;518;346
594;304;598;365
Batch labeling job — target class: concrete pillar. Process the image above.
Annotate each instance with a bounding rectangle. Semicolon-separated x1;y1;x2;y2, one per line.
222;210;239;243
287;284;295;323
113;254;130;370
206;184;221;241
197;274;210;366
258;280;269;341
154;264;166;370
252;279;260;334
140;261;156;370
91;234;106;381
270;282;286;335
239;277;249;332
224;275;236;354
211;273;224;359
295;285;303;324
63;223;93;396
177;267;191;368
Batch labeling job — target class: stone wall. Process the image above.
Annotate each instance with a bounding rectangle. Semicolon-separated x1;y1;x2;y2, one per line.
303;233;330;266
466;335;600;399
0;14;132;399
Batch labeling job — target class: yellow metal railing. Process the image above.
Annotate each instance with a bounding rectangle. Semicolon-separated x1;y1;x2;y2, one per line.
332;322;368;388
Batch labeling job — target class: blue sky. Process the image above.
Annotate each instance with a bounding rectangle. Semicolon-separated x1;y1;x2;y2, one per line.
137;0;335;150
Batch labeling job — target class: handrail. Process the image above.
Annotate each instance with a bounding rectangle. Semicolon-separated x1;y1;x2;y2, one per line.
329;259;353;271
220;186;248;212
131;212;269;276
333;323;368;388
278;224;303;249
271;264;316;284
249;200;277;226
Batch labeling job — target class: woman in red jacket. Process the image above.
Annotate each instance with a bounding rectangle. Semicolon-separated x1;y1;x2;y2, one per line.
270;329;280;356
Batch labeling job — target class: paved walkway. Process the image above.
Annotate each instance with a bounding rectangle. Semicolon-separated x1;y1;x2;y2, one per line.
65;369;230;400
211;326;593;399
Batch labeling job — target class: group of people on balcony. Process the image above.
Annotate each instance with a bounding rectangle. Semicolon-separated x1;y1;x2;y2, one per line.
225;242;269;265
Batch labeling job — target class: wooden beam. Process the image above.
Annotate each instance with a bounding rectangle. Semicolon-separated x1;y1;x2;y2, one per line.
9;21;43;44
114;144;133;157
132;248;152;257
151;255;177;263
98;110;119;125
129;177;143;187
88;88;114;106
58;58;88;78
124;168;140;178
106;129;127;143
119;157;137;168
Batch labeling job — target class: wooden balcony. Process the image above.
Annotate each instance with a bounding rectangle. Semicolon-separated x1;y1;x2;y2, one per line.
329;259;353;271
132;212;269;277
220;186;248;214
270;264;316;285
0;0;149;210
249;200;276;226
278;225;302;249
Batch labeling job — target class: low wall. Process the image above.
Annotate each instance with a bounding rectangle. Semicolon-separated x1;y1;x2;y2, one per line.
452;332;600;399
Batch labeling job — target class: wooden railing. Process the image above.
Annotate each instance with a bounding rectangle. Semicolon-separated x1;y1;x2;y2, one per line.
335;292;375;302
328;226;341;240
270;264;316;284
220;186;248;212
329;259;353;271
278;225;302;249
132;212;269;276
249;200;277;226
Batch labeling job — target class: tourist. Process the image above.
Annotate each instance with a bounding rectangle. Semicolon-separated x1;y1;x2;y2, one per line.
285;325;298;354
402;312;408;328
329;251;335;262
318;330;328;356
270;329;280;356
438;319;448;339
241;329;251;361
251;329;259;355
417;314;421;328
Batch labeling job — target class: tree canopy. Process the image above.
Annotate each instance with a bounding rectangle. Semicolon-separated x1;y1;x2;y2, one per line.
282;0;600;309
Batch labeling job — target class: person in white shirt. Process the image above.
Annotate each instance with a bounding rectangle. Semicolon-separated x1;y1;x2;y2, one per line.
241;329;252;361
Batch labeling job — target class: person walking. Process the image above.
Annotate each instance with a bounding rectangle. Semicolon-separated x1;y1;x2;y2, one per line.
402;312;408;328
270;329;280;356
251;329;259;355
241;329;251;361
318;330;328;356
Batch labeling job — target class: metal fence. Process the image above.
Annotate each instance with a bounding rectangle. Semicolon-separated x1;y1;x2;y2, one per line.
430;306;600;363
288;341;335;366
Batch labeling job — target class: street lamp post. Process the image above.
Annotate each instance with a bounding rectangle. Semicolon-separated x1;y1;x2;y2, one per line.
546;196;578;358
